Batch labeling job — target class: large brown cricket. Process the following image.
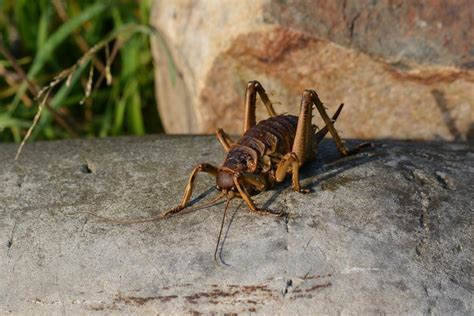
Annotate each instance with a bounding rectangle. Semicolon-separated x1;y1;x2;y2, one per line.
161;81;368;262
91;80;368;263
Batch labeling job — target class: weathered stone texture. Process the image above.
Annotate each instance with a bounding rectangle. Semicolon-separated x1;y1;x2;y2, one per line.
151;0;474;140
0;136;473;314
266;0;474;68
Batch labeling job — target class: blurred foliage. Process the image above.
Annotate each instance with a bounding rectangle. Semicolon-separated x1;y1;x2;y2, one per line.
0;0;163;143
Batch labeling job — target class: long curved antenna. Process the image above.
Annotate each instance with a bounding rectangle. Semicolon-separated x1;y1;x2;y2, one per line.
88;193;225;224
214;197;232;265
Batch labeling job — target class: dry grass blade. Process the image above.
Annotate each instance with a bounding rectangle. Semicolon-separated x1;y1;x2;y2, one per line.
15;89;52;161
51;0;106;74
94;39;121;90
0;64;33;107
13;24;157;159
1;2;162;144
0;39;78;137
105;43;112;85
0;40;38;95
65;66;76;87
80;62;94;105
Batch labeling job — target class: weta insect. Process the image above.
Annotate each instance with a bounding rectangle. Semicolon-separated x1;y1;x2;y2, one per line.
161;81;368;262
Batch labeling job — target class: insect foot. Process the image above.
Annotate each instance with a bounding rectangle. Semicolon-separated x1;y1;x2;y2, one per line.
347;142;375;155
250;208;285;217
297;188;312;194
160;206;184;218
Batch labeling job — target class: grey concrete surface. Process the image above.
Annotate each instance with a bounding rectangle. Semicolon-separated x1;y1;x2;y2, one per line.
0;136;472;315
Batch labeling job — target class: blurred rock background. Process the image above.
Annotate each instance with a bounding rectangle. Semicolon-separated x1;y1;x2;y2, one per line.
151;0;473;141
0;0;472;144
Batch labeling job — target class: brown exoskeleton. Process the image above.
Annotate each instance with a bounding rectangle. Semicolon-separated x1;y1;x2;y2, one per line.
161;81;368;261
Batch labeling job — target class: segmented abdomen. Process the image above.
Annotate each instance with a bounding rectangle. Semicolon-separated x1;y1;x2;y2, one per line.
238;114;298;157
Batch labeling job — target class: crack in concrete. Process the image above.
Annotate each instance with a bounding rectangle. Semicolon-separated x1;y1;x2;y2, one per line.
284;213;290;234
418;192;430;230
431;89;463;141
342;0;347;26
303;237;313;251
282;279;293;298
349;13;361;42
80;217;88;233
341;0;361;43
6;219;17;256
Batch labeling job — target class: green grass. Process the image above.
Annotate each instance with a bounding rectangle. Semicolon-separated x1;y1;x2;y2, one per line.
0;0;163;144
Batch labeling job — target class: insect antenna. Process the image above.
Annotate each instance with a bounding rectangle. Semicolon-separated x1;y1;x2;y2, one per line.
214;197;232;265
88;192;226;224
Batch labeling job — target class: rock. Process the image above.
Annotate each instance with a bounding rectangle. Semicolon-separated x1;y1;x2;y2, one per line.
150;0;474;140
0;136;472;314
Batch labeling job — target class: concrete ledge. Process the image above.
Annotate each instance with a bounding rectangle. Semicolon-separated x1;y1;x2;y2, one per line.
1;136;472;314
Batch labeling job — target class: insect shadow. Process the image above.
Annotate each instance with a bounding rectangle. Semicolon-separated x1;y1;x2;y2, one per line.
215;140;381;265
260;140;381;210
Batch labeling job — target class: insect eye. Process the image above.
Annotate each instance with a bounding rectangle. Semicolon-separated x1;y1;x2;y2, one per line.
216;185;221;190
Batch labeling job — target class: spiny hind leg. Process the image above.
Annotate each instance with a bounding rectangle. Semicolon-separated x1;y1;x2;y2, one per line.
310;91;372;156
292;90;317;163
243;80;278;133
275;152;310;193
216;128;234;152
285;91;357;195
307;90;350;156
313;103;344;145
161;163;218;218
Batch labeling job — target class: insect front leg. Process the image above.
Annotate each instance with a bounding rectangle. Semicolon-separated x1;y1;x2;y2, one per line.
215;128;234;152
241;172;267;192
233;175;282;216
161;163;218;218
243;81;278;133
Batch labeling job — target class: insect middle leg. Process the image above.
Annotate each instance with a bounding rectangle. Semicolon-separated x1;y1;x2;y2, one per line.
215;128;234;152
243;81;278;133
161;163;218;218
275;152;310;193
